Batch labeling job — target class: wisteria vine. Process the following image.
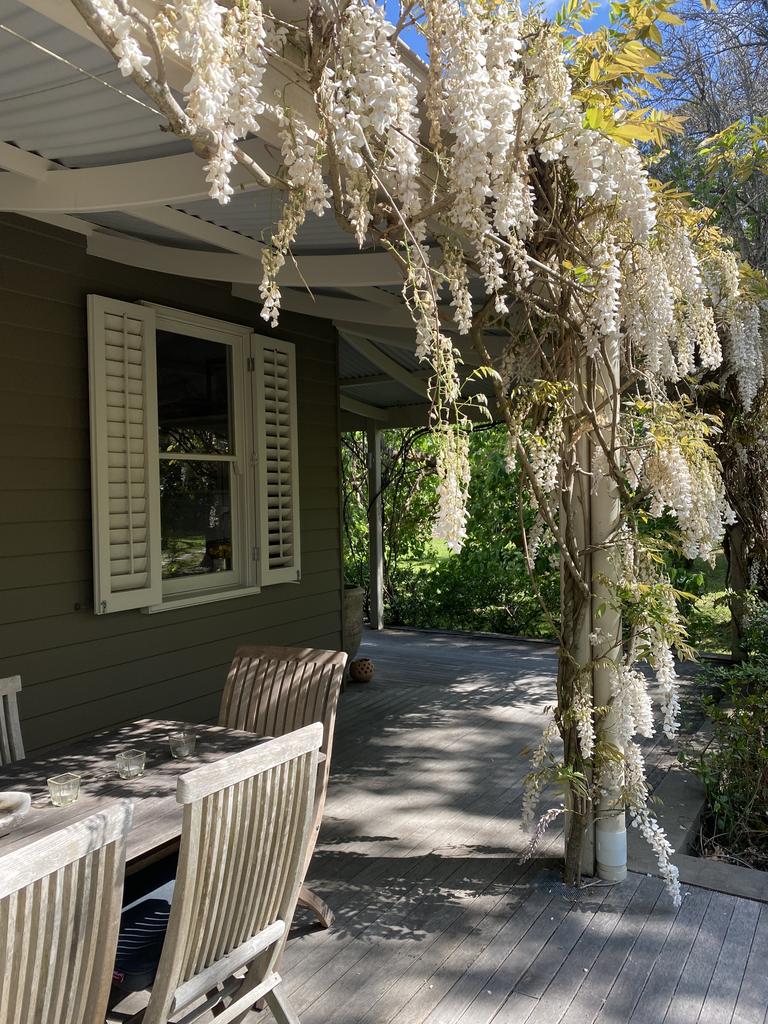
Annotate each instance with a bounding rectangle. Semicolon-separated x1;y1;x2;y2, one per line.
70;0;768;903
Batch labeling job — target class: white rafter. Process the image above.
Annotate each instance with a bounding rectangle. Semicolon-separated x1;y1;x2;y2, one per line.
343;286;405;307
340;332;427;399
339;396;390;421
0;142;50;180
132;206;266;258
336;319;484;367
234;284;451;328
340;372;430;389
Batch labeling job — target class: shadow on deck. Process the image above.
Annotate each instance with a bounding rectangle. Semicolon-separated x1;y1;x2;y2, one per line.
275;629;767;1024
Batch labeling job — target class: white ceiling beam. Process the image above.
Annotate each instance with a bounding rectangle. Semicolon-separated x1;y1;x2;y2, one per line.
84;231;424;289
87;231;263;280
336;319;484;368
0;138;278;213
341;332;427;399
131;207;412;285
0;143;50;181
339;396;390;422
340;372;429;388
293;253;408;288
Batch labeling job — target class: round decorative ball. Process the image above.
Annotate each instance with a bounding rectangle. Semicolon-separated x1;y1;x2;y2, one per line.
349;657;375;683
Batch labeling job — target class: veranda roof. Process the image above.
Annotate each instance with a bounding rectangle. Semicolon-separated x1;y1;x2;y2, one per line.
0;0;502;429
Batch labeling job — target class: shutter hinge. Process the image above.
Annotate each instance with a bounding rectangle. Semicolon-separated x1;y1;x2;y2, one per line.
247;355;256;372
252;546;259;562
296;569;301;582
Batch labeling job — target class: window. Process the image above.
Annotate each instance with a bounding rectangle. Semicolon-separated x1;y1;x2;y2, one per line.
155;315;247;600
87;296;300;614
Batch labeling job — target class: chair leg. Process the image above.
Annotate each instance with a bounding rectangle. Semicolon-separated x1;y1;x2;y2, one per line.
265;985;301;1024
297;884;334;928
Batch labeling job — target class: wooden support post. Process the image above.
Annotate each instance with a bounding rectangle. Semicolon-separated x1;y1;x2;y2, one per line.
367;422;384;630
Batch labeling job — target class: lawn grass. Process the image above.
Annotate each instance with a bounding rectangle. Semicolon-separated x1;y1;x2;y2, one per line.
688;553;732;656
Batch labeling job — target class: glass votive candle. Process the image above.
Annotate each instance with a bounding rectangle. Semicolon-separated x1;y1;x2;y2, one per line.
116;749;146;779
169;730;197;759
47;772;81;807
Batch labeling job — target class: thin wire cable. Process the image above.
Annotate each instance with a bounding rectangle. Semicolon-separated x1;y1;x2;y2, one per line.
0;23;162;116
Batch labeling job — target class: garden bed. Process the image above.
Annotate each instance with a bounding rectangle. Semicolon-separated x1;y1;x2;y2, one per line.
628;738;768;903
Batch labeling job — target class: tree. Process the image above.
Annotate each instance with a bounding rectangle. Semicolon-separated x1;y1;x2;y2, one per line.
652;0;768;645
342;427;438;619
342;424;558;634
656;0;768;271
70;0;768;902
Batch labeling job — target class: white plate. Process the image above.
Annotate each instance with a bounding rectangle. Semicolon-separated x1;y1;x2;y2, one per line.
0;791;31;838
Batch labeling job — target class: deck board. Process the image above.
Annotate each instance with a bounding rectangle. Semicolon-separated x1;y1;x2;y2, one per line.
215;628;765;1024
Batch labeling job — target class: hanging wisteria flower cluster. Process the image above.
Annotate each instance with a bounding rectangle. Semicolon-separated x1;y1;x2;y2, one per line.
70;0;768;903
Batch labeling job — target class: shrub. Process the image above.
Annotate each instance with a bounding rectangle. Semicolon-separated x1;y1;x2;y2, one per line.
689;595;768;868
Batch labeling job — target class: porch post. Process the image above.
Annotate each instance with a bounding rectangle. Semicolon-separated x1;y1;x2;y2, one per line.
591;334;627;881
367;421;384;630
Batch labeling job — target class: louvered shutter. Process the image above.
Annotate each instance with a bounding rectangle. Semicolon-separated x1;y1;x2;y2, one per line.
87;295;162;613
254;335;301;585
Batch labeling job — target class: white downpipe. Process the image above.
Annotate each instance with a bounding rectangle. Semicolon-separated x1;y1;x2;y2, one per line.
590;334;627;882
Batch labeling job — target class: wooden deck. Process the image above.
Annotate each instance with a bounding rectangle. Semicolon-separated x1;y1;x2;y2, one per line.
271;629;768;1024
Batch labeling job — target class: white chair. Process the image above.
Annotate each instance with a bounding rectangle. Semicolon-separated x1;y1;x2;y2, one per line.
0;675;24;764
219;645;347;927
114;724;322;1024
0;802;133;1024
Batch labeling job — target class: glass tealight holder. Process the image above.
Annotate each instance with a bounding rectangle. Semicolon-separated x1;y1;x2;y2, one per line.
47;772;81;807
116;749;146;780
169;730;197;759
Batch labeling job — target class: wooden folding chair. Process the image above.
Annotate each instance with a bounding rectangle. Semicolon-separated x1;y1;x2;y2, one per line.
0;675;24;764
0;802;133;1024
116;724;322;1024
219;645;347;928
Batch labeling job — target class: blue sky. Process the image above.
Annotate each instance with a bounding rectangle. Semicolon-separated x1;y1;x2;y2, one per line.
383;1;612;58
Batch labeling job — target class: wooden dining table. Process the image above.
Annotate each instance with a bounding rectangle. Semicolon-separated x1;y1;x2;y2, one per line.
0;718;273;864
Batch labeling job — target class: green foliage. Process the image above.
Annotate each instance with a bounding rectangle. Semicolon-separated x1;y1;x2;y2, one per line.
687;595;768;868
342;427;439;616
342;425;558;637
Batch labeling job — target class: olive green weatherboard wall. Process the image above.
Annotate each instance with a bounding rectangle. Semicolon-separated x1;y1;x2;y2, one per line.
0;214;344;753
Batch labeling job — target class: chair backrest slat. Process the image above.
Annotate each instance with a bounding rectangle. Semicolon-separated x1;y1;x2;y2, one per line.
0;675;24;765
143;725;322;1024
220;646;346;754
0;803;132;1024
219;645;347;873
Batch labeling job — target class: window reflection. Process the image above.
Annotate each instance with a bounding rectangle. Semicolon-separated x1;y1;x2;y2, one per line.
160;460;233;579
157;331;232;454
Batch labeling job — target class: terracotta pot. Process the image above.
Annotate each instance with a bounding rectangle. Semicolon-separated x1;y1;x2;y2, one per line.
350;657;375;683
343;584;365;664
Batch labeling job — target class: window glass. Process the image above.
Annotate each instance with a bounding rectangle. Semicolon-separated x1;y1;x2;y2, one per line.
157;331;232;454
160;460;234;579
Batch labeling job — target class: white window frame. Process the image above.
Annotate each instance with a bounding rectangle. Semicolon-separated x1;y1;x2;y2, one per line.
142;304;258;612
